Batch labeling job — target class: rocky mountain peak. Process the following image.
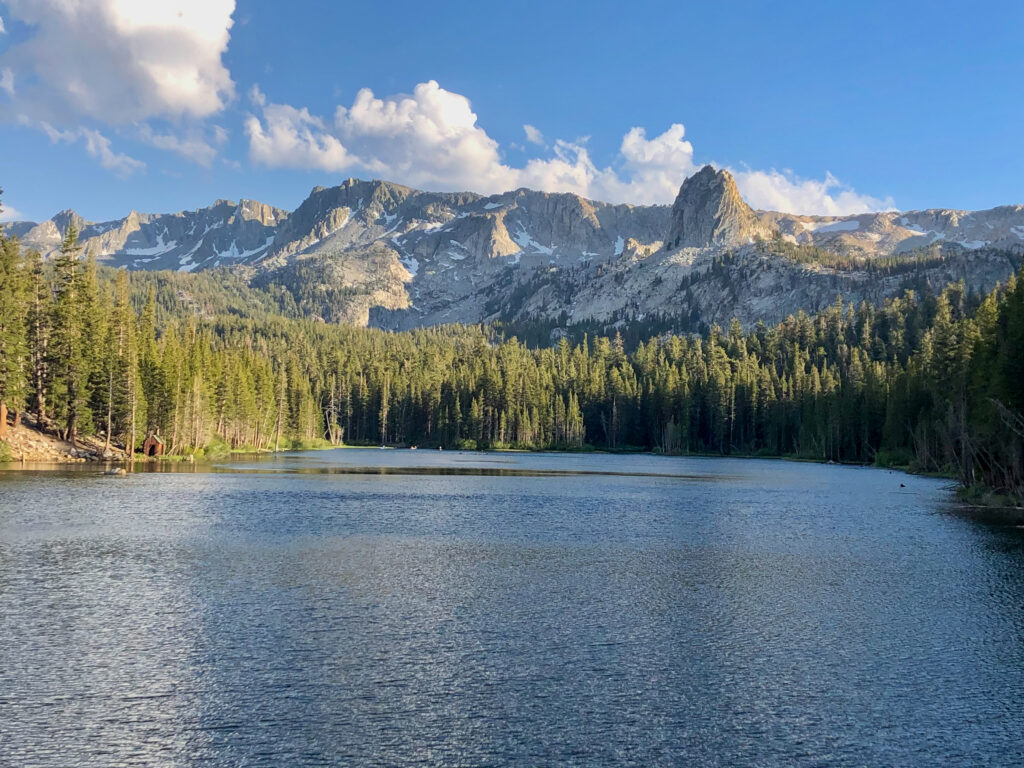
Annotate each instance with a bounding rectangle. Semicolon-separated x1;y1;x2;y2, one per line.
236;199;285;226
52;209;88;236
665;165;766;249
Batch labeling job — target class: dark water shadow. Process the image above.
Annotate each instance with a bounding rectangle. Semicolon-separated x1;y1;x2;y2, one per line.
1;459;735;482
943;501;1024;529
207;465;731;481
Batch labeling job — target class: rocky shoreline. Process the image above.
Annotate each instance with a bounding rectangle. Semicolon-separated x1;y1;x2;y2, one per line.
1;420;130;464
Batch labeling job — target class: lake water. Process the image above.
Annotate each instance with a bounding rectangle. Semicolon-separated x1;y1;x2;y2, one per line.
1;450;1023;766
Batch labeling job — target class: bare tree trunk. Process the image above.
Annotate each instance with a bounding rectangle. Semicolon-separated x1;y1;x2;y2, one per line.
67;379;78;447
103;370;113;452
274;368;285;452
191;377;203;449
31;291;48;425
129;396;136;463
169;374;181;455
992;398;1024;439
328;378;339;445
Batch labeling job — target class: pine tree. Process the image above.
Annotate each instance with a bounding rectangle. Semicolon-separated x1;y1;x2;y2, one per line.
0;231;28;439
49;225;88;442
111;269;143;456
79;251;106;436
25;249;50;425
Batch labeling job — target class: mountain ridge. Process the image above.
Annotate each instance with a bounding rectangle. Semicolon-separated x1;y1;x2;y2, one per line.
5;167;1023;331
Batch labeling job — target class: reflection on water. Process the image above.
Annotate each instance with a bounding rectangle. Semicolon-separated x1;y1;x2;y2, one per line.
1;450;1023;766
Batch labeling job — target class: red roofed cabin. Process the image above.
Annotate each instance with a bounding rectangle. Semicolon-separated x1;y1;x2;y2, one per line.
142;429;165;457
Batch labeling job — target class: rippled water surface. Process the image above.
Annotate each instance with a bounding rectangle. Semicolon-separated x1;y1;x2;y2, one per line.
2;450;1023;766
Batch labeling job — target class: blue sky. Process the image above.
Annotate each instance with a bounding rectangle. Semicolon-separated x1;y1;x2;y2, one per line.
1;0;1022;223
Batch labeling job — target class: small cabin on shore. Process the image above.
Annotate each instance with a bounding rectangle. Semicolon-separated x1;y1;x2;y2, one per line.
142;430;165;457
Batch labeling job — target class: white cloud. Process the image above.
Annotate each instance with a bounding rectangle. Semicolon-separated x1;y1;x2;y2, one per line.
1;0;235;123
734;169;894;215
41;122;145;177
523;124;544;145
1;0;235;168
510;126;693;206
331;81;514;192
0;203;23;222
39;121;76;143
244;81;689;202
246;87;349;172
82;129;146;176
0;15;5;34
598;124;698;204
245;80;889;215
138;124;226;167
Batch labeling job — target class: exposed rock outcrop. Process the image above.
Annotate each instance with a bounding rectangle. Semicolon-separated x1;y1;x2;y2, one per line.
665;166;769;249
0;419;129;463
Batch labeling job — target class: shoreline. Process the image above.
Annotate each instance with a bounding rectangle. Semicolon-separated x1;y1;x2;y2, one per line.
8;434;1020;515
0;439;931;475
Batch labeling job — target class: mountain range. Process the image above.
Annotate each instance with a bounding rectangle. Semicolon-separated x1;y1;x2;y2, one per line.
6;167;1022;331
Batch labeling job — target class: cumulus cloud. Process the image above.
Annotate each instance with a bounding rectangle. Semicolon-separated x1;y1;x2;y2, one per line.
332;81;516;192
600;124;698;204
1;0;235;170
41;122;145;177
734;169;894;215
246;87;349;172
245;80;889;215
1;0;235;123
244;81;694;203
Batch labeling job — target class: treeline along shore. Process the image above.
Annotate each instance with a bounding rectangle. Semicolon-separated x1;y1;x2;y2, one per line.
1;213;1022;503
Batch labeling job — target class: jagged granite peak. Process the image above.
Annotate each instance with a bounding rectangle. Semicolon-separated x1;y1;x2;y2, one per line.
52;209;89;237
268;179;416;262
286;179;414;231
665;166;768;249
3;199;287;271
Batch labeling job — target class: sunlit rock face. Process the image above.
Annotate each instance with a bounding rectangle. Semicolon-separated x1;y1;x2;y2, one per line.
5;175;1023;330
665;166;770;249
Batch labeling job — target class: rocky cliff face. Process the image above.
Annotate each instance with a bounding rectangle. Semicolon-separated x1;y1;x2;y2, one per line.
665;166;770;248
5;172;1023;331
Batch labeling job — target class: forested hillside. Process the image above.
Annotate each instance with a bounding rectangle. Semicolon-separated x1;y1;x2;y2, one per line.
0;223;1021;501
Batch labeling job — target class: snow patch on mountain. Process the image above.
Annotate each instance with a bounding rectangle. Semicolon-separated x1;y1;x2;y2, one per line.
126;231;176;256
803;220;860;233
